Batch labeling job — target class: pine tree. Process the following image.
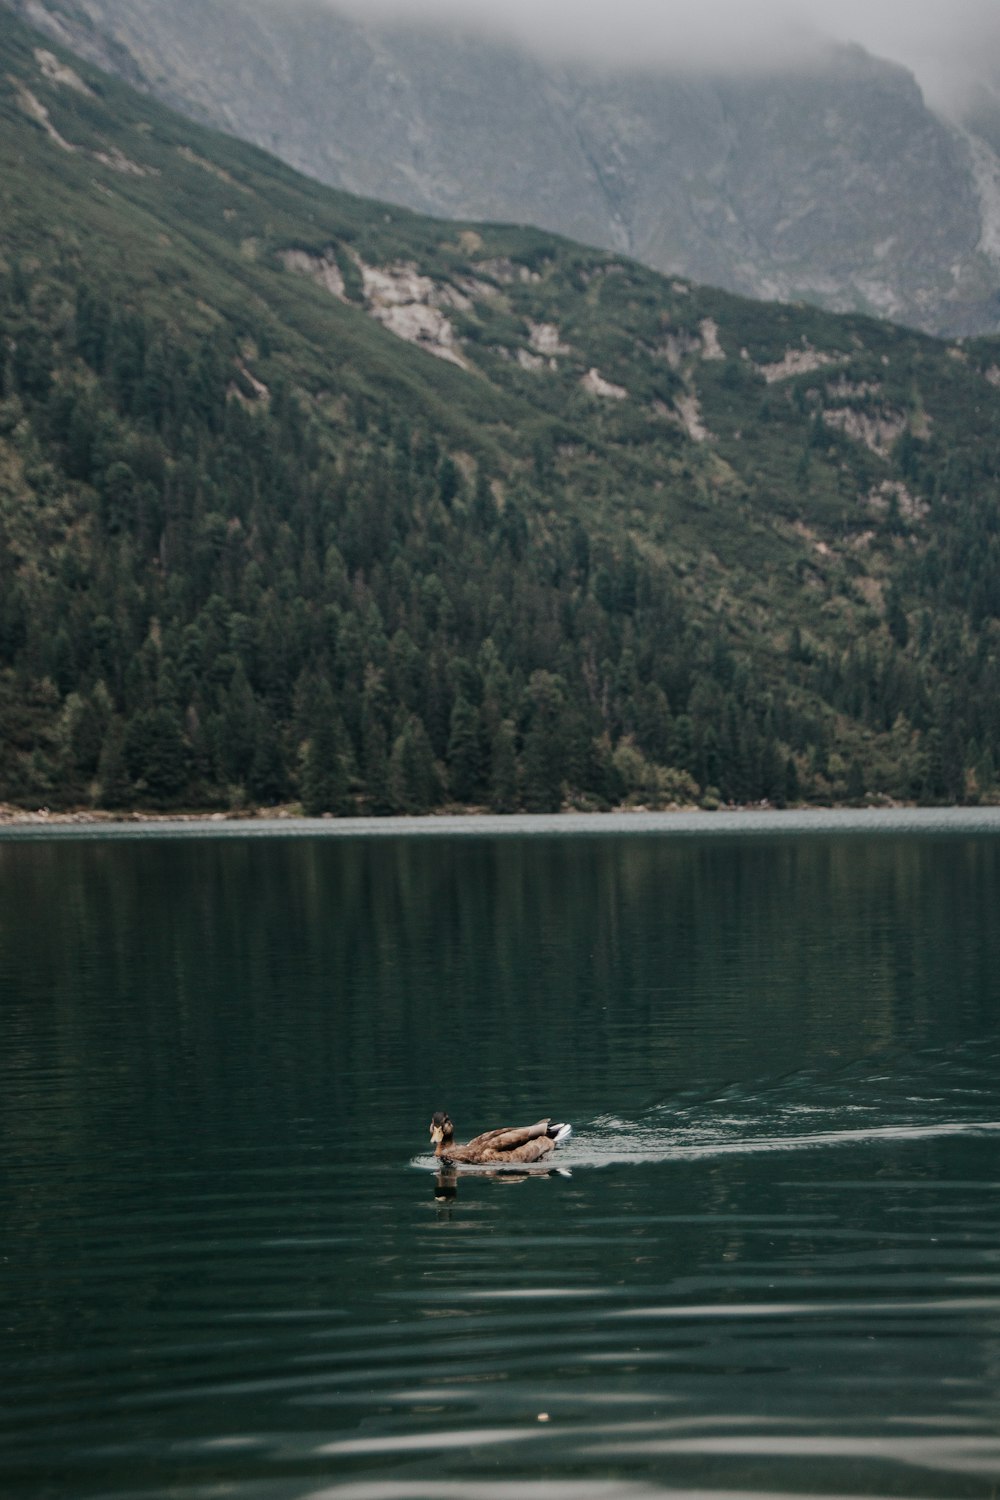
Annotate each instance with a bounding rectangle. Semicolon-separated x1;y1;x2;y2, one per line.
446;696;482;804
489;719;519;813
389;716;441;814
301;684;349;816
124;706;187;806
361;666;392;813
247;708;289;806
521;671;567;813
97;718;130;808
220;664;257;784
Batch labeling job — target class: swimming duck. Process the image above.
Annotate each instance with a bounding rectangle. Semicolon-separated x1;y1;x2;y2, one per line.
429;1111;572;1165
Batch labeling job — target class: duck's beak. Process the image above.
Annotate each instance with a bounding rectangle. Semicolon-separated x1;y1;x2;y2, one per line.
430;1122;445;1145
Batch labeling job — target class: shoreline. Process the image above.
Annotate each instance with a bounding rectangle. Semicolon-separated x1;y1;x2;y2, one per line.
3;804;1000;840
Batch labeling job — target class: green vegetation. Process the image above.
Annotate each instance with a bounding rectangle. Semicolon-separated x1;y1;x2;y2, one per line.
2;8;1000;814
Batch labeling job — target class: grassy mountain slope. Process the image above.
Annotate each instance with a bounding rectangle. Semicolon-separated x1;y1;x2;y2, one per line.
8;0;1000;338
2;8;1000;814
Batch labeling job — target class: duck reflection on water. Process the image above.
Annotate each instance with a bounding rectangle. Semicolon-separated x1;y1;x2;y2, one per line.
433;1162;571;1203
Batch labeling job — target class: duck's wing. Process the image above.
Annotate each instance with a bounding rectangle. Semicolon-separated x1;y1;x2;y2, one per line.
442;1121;557;1164
498;1134;556;1163
466;1120;551;1154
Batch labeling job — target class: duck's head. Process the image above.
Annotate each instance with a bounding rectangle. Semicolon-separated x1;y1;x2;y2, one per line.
430;1111;454;1153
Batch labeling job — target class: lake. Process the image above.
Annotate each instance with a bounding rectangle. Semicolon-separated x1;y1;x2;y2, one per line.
3;811;1000;1499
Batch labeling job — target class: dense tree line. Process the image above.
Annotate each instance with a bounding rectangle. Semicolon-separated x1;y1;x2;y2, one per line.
1;262;998;814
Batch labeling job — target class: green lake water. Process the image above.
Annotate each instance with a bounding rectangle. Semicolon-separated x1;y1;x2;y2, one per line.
3;814;1000;1499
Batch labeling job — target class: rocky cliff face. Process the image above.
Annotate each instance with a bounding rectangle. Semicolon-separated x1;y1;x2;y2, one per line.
9;0;1000;335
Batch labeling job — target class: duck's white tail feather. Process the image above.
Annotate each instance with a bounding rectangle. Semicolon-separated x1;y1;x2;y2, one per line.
549;1122;573;1145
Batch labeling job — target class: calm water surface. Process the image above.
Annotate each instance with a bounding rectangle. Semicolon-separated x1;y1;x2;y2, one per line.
3;820;1000;1499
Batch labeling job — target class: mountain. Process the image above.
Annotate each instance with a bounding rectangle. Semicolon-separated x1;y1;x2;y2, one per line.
2;5;1000;816
7;0;1000;338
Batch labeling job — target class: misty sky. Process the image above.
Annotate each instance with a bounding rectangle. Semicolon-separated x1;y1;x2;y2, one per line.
330;0;1000;109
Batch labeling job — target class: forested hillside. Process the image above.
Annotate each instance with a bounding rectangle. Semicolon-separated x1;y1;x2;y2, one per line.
2;9;1000;815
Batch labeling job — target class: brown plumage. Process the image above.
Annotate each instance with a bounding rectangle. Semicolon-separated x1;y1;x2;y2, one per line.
430;1111;572;1165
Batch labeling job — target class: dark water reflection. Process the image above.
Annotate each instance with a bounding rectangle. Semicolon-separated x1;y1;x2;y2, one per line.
2;828;1000;1498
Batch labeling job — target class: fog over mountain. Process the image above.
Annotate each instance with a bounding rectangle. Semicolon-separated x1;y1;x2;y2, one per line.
9;0;1000;334
332;0;1000;110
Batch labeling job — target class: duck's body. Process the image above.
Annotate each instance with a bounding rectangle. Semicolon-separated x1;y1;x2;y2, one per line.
430;1111;572;1165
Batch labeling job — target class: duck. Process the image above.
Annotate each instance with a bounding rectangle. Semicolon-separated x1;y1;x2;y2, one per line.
429;1111;572;1165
